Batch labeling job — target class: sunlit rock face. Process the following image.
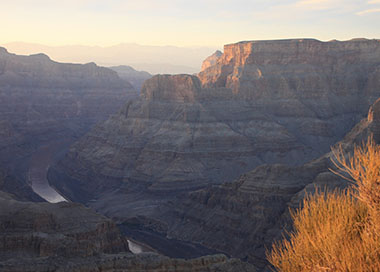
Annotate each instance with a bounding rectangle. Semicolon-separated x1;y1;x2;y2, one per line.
200;50;222;72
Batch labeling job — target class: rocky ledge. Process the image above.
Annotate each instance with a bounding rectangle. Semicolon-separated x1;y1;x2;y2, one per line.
0;191;127;260
0;190;256;272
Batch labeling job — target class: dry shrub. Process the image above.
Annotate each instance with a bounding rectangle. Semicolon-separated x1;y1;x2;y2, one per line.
268;136;380;272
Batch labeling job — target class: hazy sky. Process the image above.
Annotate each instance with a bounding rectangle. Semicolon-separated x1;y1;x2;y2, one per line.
1;0;379;47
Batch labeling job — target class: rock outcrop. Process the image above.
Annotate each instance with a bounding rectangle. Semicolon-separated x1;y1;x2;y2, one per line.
0;48;137;199
0;192;127;260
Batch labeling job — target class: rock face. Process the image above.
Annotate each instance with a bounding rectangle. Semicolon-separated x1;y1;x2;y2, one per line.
110;65;152;91
0;48;137;198
201;50;222;72
52;39;380;209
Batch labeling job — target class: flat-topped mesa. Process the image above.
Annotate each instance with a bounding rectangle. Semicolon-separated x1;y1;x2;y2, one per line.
199;38;380;95
141;74;201;103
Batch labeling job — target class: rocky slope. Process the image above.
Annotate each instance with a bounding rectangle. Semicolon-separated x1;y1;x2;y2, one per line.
0;47;137;198
51;39;380;211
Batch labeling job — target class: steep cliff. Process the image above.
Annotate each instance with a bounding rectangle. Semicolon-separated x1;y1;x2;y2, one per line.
52;73;302;211
52;39;380;213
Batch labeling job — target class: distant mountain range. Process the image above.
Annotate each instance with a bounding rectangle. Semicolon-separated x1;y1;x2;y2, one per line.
1;42;218;74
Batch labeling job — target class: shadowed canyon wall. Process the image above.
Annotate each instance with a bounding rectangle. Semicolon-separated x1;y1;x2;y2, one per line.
0;47;137;199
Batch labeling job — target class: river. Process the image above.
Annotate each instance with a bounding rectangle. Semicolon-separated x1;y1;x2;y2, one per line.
27;141;219;257
27;141;68;203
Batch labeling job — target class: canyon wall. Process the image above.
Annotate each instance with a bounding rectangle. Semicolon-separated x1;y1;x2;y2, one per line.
48;39;380;270
0;48;137;198
52;39;380;208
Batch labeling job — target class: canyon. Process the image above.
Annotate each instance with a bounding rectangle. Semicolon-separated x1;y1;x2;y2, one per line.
51;38;380;206
45;39;380;270
0;47;137;199
1;38;380;271
0;47;255;271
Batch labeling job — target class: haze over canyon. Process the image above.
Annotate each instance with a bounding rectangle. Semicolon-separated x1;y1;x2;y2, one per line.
0;37;380;272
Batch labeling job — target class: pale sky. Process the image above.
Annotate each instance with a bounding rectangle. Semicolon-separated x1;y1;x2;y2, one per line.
1;0;379;47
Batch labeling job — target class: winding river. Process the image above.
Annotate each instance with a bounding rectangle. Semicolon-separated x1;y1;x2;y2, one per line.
27;141;153;254
28;141;68;203
27;141;219;257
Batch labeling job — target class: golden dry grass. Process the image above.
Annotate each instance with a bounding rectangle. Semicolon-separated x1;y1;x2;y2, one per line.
267;136;380;272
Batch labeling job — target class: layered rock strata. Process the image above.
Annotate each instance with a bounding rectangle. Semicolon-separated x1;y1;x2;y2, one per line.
52;73;304;209
48;39;380;270
0;192;127;260
156;99;380;270
52;39;380;210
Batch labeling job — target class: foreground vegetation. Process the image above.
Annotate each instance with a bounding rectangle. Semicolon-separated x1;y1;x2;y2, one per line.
268;136;380;271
